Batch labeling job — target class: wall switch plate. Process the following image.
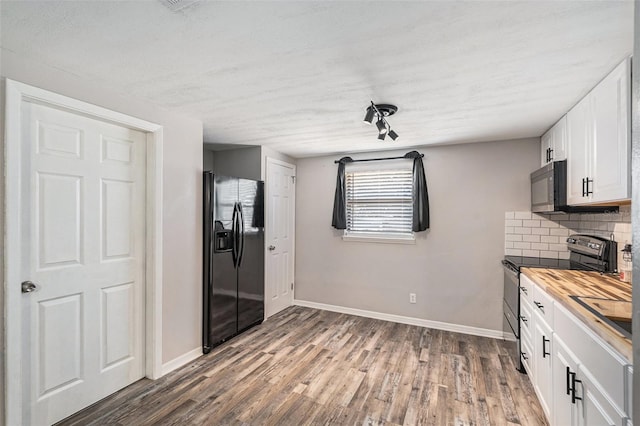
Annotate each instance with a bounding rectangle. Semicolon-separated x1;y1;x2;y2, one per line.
409;293;416;304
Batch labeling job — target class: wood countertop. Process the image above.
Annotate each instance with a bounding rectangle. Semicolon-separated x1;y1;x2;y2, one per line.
521;268;632;362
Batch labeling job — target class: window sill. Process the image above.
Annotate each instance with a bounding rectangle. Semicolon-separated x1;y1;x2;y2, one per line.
342;233;416;245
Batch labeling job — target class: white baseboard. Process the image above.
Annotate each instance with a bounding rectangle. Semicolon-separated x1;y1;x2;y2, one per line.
293;299;504;340
161;347;202;376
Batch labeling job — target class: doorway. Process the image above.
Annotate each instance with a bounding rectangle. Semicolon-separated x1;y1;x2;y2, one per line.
4;80;164;425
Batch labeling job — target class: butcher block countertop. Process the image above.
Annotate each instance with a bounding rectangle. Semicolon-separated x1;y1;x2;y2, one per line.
521;268;632;361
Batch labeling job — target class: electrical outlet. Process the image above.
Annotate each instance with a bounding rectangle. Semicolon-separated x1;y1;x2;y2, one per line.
409;293;417;304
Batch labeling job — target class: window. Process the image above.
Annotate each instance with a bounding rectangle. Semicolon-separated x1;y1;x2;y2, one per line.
344;160;414;242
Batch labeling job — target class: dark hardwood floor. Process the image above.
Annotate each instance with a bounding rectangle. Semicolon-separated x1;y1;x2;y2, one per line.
57;306;547;425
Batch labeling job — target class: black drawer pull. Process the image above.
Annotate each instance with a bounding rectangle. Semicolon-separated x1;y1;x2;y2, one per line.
534;301;544;313
570;371;582;404
542;336;550;358
522;352;529;361
520;287;528;295
519;315;528;324
566;366;571;395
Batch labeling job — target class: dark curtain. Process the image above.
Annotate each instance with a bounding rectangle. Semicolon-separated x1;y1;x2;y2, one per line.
404;151;430;231
331;156;353;229
251;182;264;229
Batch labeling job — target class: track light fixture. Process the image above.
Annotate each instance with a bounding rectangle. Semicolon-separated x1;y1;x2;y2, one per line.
363;101;399;141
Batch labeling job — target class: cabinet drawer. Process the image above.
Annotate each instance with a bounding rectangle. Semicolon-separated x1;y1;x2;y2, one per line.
532;284;554;327
521;337;534;376
520;273;534;304
554;301;628;408
520;299;533;341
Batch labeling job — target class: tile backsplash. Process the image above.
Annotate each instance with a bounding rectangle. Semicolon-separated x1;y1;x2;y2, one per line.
504;205;631;271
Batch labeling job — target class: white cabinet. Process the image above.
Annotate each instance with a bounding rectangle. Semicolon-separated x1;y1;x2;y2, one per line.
578;366;626;426
520;273;632;425
541;116;567;166
553;335;581;426
567;58;630;205
533;310;553;417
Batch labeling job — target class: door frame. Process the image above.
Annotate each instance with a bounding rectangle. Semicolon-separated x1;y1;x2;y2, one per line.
264;157;296;318
3;79;164;425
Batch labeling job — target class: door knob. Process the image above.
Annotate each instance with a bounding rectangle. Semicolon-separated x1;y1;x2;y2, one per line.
21;281;37;293
268;245;276;251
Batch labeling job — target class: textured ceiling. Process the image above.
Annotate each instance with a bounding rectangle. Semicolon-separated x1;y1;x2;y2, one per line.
0;1;634;158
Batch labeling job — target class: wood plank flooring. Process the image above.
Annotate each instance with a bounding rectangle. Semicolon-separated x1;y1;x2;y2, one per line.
57;307;547;426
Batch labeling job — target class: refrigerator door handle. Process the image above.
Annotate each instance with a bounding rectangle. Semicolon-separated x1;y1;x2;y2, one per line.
231;202;239;267
237;202;245;267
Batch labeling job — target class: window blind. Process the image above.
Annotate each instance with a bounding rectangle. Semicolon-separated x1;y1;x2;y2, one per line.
345;167;413;235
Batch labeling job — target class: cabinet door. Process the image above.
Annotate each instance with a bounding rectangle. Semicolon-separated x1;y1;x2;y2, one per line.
591;59;630;203
554;335;580;426
577;366;627;426
541;128;553;166
534;312;553;418
567;96;593;205
552;115;567;162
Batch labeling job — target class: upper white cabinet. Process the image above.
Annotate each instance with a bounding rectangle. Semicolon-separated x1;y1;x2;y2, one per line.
541;116;567;167
567;58;631;205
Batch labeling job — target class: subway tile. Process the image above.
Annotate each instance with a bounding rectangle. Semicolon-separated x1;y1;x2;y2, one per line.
505;241;514;249
540;221;560;229
505;227;515;234
513;227;533;235
514;242;531;250
506;219;523;227
550;228;569;237
549;243;568;252
506;248;523;256
558;251;571;260
505;212;515;219
523;235;540;243
523;250;540;257
570;214;582;221
523;220;541;228
531;243;549;251
532;228;550;235
506;234;523;242
540;235;559;244
514;212;532;220
540;251;559;259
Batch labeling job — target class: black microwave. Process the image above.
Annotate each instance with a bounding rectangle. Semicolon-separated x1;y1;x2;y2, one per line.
530;160;617;214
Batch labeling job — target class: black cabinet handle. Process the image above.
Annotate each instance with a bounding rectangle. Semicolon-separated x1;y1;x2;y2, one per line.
570;371;582;404
566;366;571;395
546;148;550;163
585;178;593;196
520;287;528;295
549;148;553;161
542;336;550;358
522;352;529;361
534;301;544;313
582;178;586;197
519;315;528;324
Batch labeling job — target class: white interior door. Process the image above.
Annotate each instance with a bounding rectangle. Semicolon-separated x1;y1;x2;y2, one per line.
21;101;146;425
265;158;295;318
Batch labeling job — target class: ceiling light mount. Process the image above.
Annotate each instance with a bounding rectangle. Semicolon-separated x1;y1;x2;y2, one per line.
363;101;399;141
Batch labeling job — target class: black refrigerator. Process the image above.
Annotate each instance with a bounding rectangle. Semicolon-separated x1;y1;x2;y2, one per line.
203;172;265;353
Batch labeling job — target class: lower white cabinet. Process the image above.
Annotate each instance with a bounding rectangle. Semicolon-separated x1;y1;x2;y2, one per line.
533;310;553;418
553;335;581;426
520;273;632;425
578;366;626;426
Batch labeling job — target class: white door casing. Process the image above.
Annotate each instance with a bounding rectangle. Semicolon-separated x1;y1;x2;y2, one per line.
265;158;295;318
4;80;164;426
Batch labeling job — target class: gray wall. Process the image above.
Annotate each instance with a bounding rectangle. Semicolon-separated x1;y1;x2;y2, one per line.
294;138;539;332
211;146;262;180
0;46;204;391
203;147;215;171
